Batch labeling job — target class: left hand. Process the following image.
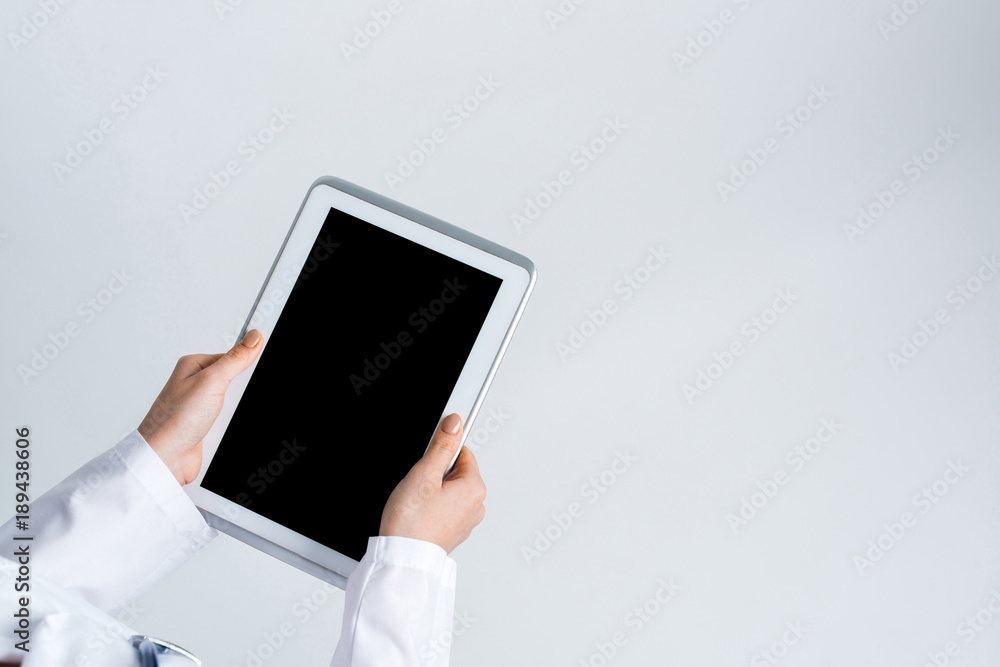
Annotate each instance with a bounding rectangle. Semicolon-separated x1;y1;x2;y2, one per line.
138;329;264;485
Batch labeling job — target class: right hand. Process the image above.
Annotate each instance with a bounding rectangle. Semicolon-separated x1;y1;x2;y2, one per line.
138;329;264;486
379;414;487;554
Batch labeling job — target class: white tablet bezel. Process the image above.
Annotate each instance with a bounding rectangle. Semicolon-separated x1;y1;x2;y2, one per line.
184;176;535;588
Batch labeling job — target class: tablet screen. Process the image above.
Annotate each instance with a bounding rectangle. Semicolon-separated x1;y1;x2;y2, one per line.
202;206;503;561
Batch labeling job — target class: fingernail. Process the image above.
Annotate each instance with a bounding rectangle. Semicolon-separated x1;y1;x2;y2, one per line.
441;413;461;434
241;329;261;348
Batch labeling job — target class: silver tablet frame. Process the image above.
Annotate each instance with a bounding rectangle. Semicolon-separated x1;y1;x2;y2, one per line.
191;176;536;589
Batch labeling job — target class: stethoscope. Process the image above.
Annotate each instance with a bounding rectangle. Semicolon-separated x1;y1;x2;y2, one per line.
129;635;201;666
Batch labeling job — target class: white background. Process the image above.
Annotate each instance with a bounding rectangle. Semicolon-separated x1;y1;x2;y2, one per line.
2;0;999;665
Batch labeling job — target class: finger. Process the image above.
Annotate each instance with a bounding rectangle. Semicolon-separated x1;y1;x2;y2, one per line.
444;445;481;483
173;353;225;378
445;447;487;506
206;329;264;385
420;413;463;478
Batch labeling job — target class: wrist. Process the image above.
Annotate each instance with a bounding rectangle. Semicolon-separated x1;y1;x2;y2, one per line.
136;425;186;486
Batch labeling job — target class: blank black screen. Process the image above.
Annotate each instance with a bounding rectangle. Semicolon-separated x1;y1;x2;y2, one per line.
202;207;502;561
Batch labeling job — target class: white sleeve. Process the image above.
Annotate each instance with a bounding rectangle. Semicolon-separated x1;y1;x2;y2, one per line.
331;535;457;667
0;429;216;616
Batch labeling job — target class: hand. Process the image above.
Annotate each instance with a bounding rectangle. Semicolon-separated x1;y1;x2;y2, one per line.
138;329;264;486
379;414;487;554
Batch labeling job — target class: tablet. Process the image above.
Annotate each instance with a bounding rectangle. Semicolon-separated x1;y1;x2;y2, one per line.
185;176;535;588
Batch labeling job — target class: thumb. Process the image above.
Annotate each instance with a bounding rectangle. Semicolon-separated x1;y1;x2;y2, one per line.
208;329;264;385
420;413;463;477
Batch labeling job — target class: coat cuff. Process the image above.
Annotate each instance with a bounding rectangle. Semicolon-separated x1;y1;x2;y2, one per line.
362;535;456;585
122;429;217;545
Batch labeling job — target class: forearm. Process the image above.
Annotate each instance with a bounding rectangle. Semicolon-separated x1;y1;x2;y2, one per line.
0;429;216;614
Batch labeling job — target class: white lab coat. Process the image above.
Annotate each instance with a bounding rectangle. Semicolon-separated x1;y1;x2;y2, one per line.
0;430;457;666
